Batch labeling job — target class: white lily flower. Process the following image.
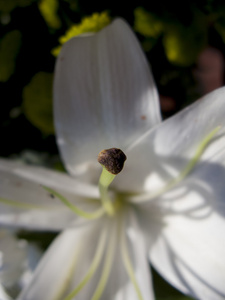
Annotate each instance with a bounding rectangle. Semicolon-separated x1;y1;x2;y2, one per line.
0;229;42;298
0;18;225;300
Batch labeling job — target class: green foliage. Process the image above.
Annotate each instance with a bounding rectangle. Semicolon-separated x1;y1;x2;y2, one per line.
0;30;22;82
0;0;34;13
134;7;164;51
134;8;163;39
22;72;54;135
38;0;61;29
163;13;207;67
52;11;111;56
134;7;208;67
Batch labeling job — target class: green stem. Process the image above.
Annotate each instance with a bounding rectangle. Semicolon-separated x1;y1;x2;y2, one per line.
0;197;45;210
98;167;116;216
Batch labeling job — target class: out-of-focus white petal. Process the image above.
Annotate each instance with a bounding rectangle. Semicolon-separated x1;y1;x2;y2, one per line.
0;284;11;300
0;158;99;198
0;230;42;297
54;18;161;182
0;230;28;289
17;222;102;300
0;167;101;230
117;87;225;193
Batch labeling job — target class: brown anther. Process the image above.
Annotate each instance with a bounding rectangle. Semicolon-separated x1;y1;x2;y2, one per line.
98;148;127;175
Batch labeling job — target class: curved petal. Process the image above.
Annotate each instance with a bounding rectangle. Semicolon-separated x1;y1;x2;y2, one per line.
17;209;154;300
118;206;154;300
54;18;161;182
0;161;101;230
149;209;225;299
0;230;28;288
139;154;225;299
0;170;74;230
117;87;225;193
0;229;42;297
0;284;11;300
0;158;99;198
17;222;102;300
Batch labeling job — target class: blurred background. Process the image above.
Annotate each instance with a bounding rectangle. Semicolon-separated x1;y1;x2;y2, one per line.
0;0;225;299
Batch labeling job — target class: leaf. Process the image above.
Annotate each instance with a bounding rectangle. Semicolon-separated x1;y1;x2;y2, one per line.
22;72;54;135
0;30;22;82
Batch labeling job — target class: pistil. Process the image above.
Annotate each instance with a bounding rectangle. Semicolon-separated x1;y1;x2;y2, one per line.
98;148;127;216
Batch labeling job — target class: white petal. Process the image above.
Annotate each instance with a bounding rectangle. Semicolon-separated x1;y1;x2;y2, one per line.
0;161;102;230
17;209;154;300
149;211;225;299
99;208;154;300
0;170;74;230
152;87;225;162
118;207;155;300
117;87;225;193
139;155;225;299
0;230;28;288
0;284;11;300
54;18;161;181
17;222;102;300
0;158;99;198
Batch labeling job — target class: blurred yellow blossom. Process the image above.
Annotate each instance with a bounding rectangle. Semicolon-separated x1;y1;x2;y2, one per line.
38;0;61;29
134;7;163;39
52;11;111;56
135;7;207;67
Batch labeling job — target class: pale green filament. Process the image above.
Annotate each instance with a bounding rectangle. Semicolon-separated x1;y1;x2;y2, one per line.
129;126;221;203
120;214;144;300
44;186;105;220
0;197;45;210
63;229;107;300
98;167;116;216
91;223;117;300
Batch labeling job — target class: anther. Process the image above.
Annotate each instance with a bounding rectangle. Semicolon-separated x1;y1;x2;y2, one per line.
98;148;127;175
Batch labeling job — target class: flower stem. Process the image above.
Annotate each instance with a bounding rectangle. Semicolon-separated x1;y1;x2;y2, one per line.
98;167;116;216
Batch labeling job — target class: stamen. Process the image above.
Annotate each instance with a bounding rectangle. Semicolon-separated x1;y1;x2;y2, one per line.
0;197;45;210
120;212;144;300
98;148;126;216
98;148;127;175
63;228;107;300
128;126;221;203
43;187;105;220
91;222;117;300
